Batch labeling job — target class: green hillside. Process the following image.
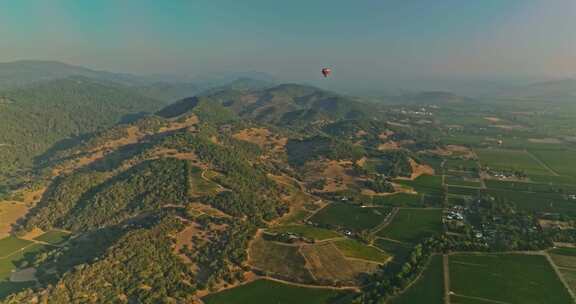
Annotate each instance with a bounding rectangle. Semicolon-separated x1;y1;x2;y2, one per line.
0;77;166;188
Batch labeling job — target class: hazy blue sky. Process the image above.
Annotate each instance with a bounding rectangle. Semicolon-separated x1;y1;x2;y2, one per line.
1;1;575;90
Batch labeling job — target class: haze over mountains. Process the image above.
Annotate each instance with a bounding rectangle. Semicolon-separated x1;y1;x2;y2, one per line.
2;1;576;302
1;59;574;188
0;61;431;184
3;59;575;99
0;60;421;302
0;57;572;217
0;60;148;89
1;57;576;304
497;78;576;100
0;61;278;188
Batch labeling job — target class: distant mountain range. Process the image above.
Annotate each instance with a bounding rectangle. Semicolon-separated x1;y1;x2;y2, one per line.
0;60;147;89
0;60;277;102
8;59;563;189
0;61;280;187
497;78;576;100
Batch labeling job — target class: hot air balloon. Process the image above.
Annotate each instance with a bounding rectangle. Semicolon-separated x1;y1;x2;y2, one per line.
321;68;332;78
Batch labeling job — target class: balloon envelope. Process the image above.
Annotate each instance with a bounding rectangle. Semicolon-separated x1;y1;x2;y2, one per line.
321;68;332;78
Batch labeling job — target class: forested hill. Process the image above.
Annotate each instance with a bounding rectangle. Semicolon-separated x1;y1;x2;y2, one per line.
0;60;147;89
0;60;279;192
0;82;440;302
0;60;272;102
0;77;167;187
160;83;384;127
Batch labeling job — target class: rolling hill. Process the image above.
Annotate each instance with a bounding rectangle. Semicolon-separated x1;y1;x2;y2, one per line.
0;61;273;190
0;60;274;103
3;79;573;304
0;83;429;302
0;77;167;188
0;60;149;89
161;83;383;127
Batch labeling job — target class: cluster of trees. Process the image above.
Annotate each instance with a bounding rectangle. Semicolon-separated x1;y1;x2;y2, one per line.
322;119;387;141
547;228;576;243
39;115;169;169
20;158;190;233
190;99;238;125
187;217;256;291
161;132;285;222
364;150;413;178
31;226;127;283
61;158;190;231
18;171;110;233
389;126;439;151
205;191;282;224
3;215;196;304
463;197;553;251
0;77;163;182
286;135;365;166
157;94;238;125
362;176;394;193
354;240;434;304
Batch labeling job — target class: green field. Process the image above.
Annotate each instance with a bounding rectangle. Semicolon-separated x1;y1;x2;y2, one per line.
550;247;576;258
333;239;390;263
374;239;412;261
33;230;71;245
485;179;576;193
0;243;46;280
449;253;572;304
446;196;468;206
0;237;32;258
377;209;443;243
278;208;313;225
549;247;576;295
440;134;489;147
420;155;444;172
476;148;553;176
310;203;391;232
189;166;220;195
451;294;502;304
390;255;444;304
447;186;480;197
203;279;355;304
444;159;478;172
395;175;443;195
529;174;576;186
559;269;576;299
530;149;576;178
445;176;482;188
372;193;422;207
487;188;576;216
550;249;576;269
268;225;341;241
249;238;313;282
0;242;48;299
422;194;444;206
